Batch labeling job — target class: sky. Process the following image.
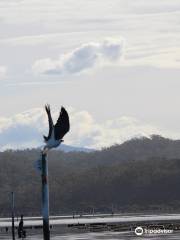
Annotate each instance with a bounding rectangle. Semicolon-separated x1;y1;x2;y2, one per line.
0;0;180;150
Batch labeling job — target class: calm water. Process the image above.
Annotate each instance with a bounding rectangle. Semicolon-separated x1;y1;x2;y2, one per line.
1;231;180;240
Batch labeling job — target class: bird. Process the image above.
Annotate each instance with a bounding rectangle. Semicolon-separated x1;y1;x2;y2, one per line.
43;104;70;152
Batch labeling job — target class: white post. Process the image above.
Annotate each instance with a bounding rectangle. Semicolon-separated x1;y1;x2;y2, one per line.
41;151;50;240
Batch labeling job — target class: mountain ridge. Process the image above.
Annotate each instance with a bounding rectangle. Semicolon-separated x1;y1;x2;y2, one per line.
1;134;180;216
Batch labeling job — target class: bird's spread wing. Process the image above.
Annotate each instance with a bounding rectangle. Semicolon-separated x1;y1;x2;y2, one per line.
44;104;54;141
54;107;70;140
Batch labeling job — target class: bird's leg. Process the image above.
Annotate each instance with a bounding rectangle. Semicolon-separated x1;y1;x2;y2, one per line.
42;146;49;155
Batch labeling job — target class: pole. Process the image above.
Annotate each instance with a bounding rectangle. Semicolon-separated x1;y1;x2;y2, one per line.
11;192;15;240
41;151;50;240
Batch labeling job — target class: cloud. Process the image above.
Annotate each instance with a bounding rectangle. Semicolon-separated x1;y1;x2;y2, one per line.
0;107;170;151
0;66;7;79
32;38;125;75
69;113;166;149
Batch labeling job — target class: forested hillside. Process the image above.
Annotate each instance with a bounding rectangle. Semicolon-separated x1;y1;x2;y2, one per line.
1;135;180;217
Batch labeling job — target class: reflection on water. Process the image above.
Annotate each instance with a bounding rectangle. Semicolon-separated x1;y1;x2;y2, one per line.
1;231;180;240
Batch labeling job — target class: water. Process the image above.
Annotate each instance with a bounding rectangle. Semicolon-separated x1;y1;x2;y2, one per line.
1;231;180;240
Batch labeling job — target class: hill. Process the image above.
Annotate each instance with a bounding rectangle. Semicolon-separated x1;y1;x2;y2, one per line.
1;135;180;217
56;144;94;153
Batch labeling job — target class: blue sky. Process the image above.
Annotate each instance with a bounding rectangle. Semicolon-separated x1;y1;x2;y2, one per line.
0;0;180;150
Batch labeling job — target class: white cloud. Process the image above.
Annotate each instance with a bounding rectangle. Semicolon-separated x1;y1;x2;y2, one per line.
0;107;172;151
0;66;7;79
32;38;125;75
69;113;164;149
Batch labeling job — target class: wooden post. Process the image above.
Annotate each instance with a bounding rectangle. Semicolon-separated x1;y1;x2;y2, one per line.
41;152;50;240
11;192;15;240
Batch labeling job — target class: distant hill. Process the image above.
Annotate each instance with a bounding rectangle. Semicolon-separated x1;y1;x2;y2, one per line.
37;144;94;153
1;135;180;217
100;134;180;162
57;144;94;153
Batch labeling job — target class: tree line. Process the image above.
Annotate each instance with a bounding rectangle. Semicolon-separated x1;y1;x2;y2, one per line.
1;135;180;217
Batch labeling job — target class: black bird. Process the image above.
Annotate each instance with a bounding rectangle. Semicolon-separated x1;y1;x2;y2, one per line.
43;104;70;150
